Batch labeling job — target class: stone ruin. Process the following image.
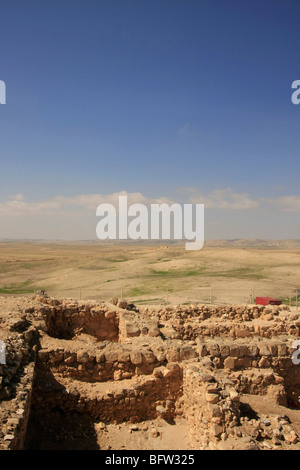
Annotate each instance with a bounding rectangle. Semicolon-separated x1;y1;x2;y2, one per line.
1;292;300;450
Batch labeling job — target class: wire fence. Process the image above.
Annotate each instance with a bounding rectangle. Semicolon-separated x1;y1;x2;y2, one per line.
44;286;300;309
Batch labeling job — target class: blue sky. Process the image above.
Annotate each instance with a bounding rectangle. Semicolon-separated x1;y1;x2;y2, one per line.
0;0;300;240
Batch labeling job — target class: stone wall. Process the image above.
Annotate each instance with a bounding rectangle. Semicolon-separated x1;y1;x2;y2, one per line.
182;362;240;450
30;363;183;424
0;314;38;450
141;304;299;340
37;341;166;382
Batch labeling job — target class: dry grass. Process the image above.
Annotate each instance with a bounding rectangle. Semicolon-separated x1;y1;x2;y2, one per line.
0;240;300;305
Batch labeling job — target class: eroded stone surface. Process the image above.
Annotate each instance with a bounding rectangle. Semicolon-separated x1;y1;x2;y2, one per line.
1;293;300;450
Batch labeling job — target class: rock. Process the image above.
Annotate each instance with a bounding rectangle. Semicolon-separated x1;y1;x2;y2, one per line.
129;425;139;432
206;383;220;393
151;429;160;438
234;427;242;437
273;429;284;440
95;421;106;430
206;393;219;404
130;351;143;365
272;437;282;446
125;322;140;337
142;350;156;364
113;370;122;381
117;300;128;309
224;357;236;370
77;351;89;363
156;405;167;417
245;441;260;450
285;432;298;444
211;423;223;437
147;326;161;337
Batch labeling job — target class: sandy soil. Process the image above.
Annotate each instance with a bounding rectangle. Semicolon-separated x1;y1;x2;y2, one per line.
1;240;300;306
26;413;187;450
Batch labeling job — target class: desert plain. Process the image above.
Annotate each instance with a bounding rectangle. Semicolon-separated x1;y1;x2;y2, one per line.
0;239;300;306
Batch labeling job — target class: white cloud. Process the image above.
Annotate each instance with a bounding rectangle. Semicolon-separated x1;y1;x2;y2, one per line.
0;196;61;216
2;189;300;222
0;191;174;218
1;189;300;239
262;195;300;212
180;187;259;210
7;194;25;201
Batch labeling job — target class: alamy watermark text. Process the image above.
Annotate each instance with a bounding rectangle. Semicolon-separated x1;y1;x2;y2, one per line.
0;80;6;104
0;340;6;365
292;80;300;105
96;196;204;250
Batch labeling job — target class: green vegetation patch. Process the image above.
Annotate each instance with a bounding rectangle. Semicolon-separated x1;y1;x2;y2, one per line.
0;281;45;294
106;258;128;263
126;287;152;297
148;259;171;264
207;267;265;280
133;298;168;305
149;266;207;278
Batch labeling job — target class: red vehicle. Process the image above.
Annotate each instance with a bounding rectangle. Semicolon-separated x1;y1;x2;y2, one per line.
256;297;282;306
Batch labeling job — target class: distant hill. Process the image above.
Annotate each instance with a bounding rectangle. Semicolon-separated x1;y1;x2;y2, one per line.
1;238;300;249
204;239;300;248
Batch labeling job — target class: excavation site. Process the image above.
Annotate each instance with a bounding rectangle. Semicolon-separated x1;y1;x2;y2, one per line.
1;291;300;451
